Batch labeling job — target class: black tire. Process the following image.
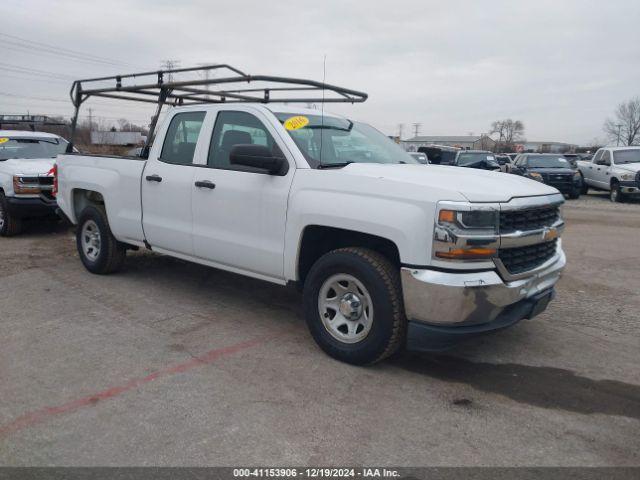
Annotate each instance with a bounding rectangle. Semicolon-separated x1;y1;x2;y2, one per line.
0;191;23;237
580;178;589;194
303;247;406;365
568;188;581;200
76;206;126;274
610;181;625;203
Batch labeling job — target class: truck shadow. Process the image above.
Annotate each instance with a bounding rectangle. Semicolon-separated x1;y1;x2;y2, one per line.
392;353;640;420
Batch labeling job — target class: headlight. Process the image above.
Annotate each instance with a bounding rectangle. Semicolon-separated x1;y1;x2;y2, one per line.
527;172;543;182
434;205;499;261
13;175;41;195
620;173;635;181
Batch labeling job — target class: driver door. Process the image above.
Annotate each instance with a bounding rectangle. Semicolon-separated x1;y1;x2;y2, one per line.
191;109;294;281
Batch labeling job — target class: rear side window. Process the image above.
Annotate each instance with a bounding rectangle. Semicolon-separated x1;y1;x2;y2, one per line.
207;111;279;169
160;111;205;165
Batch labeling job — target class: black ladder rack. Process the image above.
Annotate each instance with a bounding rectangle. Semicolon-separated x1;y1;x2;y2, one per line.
66;64;368;155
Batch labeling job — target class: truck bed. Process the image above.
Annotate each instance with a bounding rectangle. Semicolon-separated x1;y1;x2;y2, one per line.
56;153;147;246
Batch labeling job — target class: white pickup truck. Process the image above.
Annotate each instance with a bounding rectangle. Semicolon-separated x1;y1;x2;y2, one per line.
577;146;640;202
0;130;66;236
55;102;567;364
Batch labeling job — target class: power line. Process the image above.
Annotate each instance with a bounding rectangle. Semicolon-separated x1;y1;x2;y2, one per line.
0;92;68;103
0;63;76;81
0;32;134;67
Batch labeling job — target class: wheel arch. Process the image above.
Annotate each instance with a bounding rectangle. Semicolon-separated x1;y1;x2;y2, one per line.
295;225;401;286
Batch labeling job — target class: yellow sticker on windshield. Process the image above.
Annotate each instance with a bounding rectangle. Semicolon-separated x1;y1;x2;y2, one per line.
284;116;309;131
0;138;9;144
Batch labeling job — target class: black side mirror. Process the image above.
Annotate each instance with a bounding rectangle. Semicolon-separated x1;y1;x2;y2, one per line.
229;144;287;175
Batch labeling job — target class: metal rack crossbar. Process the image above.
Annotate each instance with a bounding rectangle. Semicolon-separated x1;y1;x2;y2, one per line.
66;64;368;154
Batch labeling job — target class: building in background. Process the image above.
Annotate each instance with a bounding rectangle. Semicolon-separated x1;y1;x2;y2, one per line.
402;135;496;152
91;131;146;146
520;141;576;153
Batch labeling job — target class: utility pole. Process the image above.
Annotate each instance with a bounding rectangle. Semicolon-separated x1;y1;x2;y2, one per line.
161;60;181;82
616;124;623;146
88;108;93;132
397;123;404;140
412;122;421;138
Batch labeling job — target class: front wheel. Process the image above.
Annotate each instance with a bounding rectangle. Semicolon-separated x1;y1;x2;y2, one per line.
0;191;22;237
610;182;625;203
76;206;126;274
303;247;406;365
568;187;581;200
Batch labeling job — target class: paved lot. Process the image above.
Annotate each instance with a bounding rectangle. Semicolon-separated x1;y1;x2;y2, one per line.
1;192;639;466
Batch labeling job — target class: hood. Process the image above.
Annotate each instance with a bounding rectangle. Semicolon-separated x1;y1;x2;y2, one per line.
0;157;55;175
616;163;640;174
340;163;558;202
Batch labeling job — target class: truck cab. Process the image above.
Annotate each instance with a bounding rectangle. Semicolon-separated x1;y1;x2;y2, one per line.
577;147;640;202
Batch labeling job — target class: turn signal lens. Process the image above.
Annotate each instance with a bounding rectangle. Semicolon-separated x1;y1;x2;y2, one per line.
438;209;456;223
436;247;497;260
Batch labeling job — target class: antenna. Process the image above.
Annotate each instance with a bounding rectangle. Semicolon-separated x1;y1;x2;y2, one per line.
319;54;327;164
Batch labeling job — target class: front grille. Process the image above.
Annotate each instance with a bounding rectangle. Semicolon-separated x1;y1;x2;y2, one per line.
499;206;559;233
498;239;558;275
38;176;54;187
544;173;573;189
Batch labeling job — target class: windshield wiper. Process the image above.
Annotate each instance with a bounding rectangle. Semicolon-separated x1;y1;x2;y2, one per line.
318;161;355;169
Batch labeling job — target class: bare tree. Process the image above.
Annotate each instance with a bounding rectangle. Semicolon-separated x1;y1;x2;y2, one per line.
603;97;640;146
490;119;525;152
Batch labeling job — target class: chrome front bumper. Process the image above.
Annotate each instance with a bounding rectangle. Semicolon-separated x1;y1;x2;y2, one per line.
400;248;566;327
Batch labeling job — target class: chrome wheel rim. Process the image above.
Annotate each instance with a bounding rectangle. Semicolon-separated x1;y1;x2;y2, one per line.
611;188;617;201
318;274;373;344
0;201;4;230
81;220;101;261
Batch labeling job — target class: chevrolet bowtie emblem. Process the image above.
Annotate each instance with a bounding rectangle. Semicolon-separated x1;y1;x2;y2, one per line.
542;227;558;241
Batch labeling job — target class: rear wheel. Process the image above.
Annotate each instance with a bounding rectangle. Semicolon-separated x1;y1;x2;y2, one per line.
0;192;23;237
303;247;406;365
610;181;625;203
76;206;126;274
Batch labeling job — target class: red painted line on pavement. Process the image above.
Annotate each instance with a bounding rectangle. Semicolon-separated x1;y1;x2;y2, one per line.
0;337;267;437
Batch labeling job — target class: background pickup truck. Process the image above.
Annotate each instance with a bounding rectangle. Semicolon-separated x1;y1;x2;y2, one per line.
577;146;640;202
0;130;67;236
56;103;567;365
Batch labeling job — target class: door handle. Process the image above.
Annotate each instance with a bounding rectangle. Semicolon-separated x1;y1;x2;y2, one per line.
146;174;162;182
195;180;216;190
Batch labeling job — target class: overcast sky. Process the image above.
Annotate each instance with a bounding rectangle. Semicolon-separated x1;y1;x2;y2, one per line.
2;0;639;144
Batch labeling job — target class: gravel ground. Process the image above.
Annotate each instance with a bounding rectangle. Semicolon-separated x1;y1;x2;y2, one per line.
0;192;638;466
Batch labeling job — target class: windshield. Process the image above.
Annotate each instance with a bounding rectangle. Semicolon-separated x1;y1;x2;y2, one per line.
410;152;429;164
0;137;67;160
613;149;640;164
456;152;496;166
527;155;571;168
274;113;417;167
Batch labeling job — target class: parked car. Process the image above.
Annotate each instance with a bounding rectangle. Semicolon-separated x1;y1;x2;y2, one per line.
56;69;566;365
452;150;501;171
0;130;67;236
576;147;640;202
417;144;458;165
409;152;429;164
561;153;580;168
512;153;582;199
494;154;513;172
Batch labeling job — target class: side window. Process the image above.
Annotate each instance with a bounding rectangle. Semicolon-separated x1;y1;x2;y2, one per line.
601;151;611;165
592;150;604;164
208;111;282;169
160;111;206;165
